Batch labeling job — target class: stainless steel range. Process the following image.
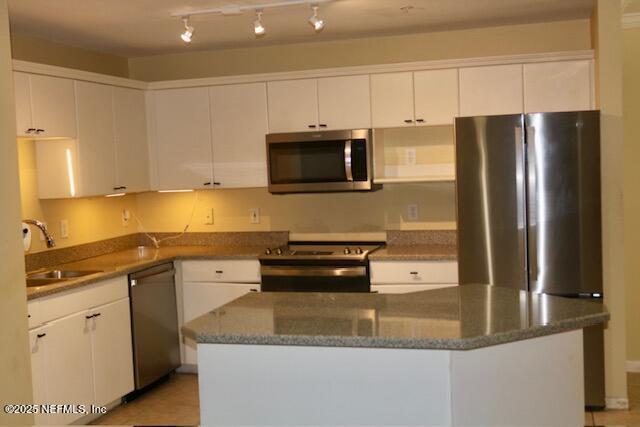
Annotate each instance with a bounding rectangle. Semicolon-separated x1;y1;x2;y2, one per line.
259;242;383;292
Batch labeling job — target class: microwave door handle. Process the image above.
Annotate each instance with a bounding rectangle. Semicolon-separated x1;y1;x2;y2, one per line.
344;140;353;182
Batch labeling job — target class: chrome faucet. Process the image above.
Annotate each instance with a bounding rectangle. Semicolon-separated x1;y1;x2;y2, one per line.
23;219;55;248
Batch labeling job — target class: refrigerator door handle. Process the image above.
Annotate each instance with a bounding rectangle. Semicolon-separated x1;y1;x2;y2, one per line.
514;126;528;285
526;125;538;288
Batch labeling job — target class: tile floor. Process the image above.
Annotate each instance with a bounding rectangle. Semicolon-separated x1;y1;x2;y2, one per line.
92;372;640;426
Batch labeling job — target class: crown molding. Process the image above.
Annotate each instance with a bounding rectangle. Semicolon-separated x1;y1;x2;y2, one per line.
623;12;640;28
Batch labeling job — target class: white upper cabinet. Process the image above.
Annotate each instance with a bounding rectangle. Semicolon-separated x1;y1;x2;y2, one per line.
413;69;459;126
459;64;524;117
371;72;415;128
210;82;269;188
152;87;214;190
13;72;33;137
267;79;318;133
30;74;78;138
523;60;593;113
36;139;79;199
113;87;150;193
317;75;371;130
75;81;117;197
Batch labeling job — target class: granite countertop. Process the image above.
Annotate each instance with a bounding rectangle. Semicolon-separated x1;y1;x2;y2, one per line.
26;245;265;300
182;284;609;350
369;244;458;261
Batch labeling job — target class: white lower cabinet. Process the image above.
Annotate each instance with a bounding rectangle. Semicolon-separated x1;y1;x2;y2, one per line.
28;277;134;425
182;282;258;365
370;260;458;294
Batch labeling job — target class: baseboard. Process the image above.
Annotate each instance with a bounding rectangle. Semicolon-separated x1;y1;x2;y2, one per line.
626;360;640;372
177;363;198;374
606;397;630;410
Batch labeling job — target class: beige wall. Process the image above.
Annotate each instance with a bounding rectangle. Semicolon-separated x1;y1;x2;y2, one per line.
129;19;591;81
594;0;628;403
0;0;33;423
10;32;129;77
623;26;640;362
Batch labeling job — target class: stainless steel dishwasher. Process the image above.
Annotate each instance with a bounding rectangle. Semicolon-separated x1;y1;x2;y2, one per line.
129;263;180;390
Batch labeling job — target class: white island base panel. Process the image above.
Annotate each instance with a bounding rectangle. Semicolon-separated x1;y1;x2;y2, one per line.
197;330;584;426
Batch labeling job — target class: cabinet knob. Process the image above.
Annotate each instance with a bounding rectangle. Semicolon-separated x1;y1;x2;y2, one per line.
37;333;46;338
203;182;212;186
36;129;44;134
319;124;327;128
215;270;223;274
94;313;101;318
86;314;94;319
410;271;418;275
404;119;414;124
308;124;317;129
250;288;258;292
213;182;221;186
416;119;425;123
26;128;36;134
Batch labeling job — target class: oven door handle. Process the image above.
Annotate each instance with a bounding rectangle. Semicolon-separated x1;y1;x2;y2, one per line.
261;266;366;277
344;140;353;182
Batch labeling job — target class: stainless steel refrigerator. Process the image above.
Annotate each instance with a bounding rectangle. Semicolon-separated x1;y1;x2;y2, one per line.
455;110;605;409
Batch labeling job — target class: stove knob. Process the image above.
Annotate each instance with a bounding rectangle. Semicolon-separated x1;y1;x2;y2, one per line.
355;247;363;254
265;248;272;255
344;247;351;255
276;248;283;255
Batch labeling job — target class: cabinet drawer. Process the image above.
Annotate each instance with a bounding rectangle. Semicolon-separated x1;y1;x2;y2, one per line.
27;300;41;329
181;260;260;283
38;276;128;324
370;261;458;285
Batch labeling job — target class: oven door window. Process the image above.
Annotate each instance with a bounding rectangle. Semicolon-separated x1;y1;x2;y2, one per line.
269;140;347;184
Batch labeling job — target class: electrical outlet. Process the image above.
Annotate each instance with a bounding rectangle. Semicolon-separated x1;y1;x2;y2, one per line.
121;210;131;227
407;204;419;221
405;148;417;166
204;208;214;225
60;219;69;239
250;208;260;224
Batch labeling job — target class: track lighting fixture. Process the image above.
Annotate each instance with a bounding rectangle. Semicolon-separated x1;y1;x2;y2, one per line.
254;10;265;36
308;5;324;32
180;16;194;43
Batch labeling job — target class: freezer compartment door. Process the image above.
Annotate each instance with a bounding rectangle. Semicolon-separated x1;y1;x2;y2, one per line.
455;114;527;290
525;111;602;295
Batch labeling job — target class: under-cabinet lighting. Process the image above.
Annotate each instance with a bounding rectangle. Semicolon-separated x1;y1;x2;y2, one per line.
65;148;76;197
106;193;126;198
158;189;195;193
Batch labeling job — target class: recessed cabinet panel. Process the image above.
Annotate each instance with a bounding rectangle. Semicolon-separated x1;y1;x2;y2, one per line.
114;87;150;192
75;81;117;197
153;88;214;190
317;75;371;130
371;72;415;128
459;64;524;116
30;74;77;138
210;83;269;188
524;60;593;113
267;79;318;133
13;72;33;137
414;69;459;126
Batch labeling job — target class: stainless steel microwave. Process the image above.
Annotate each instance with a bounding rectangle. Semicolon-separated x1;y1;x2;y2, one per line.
266;129;379;194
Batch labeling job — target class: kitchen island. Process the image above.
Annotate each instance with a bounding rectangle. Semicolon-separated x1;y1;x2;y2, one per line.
183;284;608;426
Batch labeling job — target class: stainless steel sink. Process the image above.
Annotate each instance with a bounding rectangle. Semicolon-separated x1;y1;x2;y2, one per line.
26;270;103;287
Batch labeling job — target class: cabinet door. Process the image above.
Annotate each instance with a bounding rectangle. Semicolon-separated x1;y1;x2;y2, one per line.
267;79;318;132
45;311;94;425
459;64;523;116
371;72;415;128
29;327;49;426
114;87;150;193
182;282;256;364
35;139;79;199
13;72;34;137
317;75;371;130
414;69;459;126
30;74;77;138
90;298;134;406
210;83;268;188
153;88;213;190
523;60;593;113
75;81;117;196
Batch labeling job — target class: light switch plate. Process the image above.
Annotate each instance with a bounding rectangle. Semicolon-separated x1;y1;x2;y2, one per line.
405;148;417;166
60;219;69;239
204;208;214;225
407;204;419;221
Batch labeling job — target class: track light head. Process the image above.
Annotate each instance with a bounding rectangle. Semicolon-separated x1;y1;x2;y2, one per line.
254;10;265;37
181;16;194;43
308;5;324;32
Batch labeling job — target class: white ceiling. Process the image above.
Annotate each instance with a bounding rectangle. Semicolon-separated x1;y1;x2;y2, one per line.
8;0;595;57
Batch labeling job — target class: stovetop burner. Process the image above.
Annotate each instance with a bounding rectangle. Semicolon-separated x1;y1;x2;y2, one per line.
259;241;384;263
